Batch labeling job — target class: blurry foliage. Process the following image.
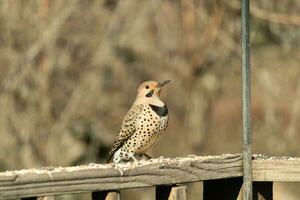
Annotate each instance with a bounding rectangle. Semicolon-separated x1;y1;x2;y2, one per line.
0;0;300;198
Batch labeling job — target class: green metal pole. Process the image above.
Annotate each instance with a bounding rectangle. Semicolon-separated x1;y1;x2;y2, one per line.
241;0;252;199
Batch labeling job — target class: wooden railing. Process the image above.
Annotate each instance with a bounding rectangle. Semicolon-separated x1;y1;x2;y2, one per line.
1;154;299;200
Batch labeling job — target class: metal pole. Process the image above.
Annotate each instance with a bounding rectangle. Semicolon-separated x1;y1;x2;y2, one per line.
241;0;252;199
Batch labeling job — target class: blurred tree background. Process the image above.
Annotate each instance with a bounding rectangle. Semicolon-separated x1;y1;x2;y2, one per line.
0;0;300;199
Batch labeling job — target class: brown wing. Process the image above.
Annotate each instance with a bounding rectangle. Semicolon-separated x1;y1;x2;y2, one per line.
106;105;143;163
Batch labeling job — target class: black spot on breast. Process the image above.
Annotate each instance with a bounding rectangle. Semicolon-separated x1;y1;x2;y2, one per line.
149;104;168;117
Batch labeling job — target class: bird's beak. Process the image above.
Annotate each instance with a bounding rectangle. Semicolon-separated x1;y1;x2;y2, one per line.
157;80;171;88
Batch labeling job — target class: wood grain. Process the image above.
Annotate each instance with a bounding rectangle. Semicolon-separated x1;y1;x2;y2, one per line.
253;158;300;181
1;154;300;199
0;154;242;199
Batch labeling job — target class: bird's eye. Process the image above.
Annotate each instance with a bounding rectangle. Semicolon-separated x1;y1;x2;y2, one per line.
145;85;149;89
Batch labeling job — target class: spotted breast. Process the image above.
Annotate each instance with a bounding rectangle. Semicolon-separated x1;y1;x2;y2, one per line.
121;104;168;154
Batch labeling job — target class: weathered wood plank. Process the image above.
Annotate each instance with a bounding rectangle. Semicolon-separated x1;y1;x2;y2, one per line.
156;185;187;200
0;154;242;199
203;177;243;200
252;156;300;181
0;154;299;199
253;182;273;200
92;191;120;200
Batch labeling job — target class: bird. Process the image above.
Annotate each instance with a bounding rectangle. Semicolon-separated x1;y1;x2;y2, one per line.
107;80;170;164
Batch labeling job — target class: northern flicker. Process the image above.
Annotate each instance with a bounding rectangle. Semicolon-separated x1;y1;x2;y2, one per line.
107;80;170;164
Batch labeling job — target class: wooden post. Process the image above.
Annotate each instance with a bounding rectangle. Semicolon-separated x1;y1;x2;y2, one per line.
203;178;243;200
92;191;120;200
253;182;273;200
241;0;252;199
156;185;187;200
169;186;187;200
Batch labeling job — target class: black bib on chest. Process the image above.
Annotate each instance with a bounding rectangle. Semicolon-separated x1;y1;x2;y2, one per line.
149;104;168;117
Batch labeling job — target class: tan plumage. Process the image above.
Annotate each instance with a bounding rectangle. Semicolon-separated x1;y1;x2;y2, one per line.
107;80;170;164
106;105;143;163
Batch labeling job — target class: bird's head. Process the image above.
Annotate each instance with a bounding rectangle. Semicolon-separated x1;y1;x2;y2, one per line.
137;80;170;98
